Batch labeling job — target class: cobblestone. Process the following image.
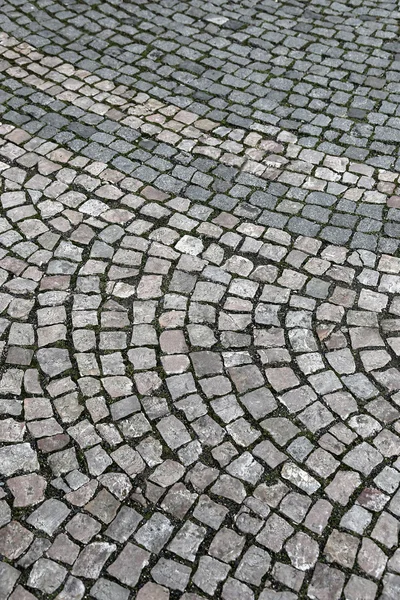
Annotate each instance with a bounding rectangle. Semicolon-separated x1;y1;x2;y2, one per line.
1;1;400;597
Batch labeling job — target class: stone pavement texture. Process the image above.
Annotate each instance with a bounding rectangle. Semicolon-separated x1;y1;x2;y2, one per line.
1;1;400;599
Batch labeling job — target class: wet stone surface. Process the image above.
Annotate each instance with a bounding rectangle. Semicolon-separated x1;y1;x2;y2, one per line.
1;0;400;597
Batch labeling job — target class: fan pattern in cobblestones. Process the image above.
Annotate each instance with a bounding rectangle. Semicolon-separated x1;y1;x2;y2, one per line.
2;1;400;598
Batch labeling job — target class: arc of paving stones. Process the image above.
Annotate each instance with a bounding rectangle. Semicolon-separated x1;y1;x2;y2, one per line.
2;77;400;600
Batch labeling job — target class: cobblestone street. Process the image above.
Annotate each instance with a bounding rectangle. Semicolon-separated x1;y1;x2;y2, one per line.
1;0;400;598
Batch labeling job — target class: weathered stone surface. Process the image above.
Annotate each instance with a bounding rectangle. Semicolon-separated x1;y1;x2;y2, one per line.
8;474;47;507
0;443;39;476
27;499;70;535
27;558;67;594
0;562;20;599
72;543;116;579
1;9;400;595
107;542;150;586
0;521;34;560
308;563;345;600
